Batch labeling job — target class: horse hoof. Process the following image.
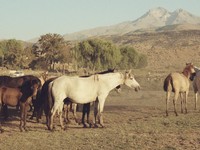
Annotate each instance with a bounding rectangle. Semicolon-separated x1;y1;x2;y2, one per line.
24;128;29;132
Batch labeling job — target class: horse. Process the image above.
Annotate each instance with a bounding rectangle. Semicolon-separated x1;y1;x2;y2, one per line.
163;63;195;116
48;70;140;130
63;69;121;127
34;77;57;128
0;79;41;132
192;66;200;110
0;75;41;119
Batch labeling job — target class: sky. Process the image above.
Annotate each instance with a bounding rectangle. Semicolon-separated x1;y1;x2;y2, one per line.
0;0;199;41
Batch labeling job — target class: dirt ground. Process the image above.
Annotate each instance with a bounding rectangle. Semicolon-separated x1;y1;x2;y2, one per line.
1;80;200;150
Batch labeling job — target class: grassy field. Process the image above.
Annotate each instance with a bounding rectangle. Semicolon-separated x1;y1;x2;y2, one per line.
1;75;200;150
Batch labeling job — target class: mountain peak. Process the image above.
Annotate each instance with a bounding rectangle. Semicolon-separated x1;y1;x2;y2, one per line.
146;7;169;18
62;7;200;41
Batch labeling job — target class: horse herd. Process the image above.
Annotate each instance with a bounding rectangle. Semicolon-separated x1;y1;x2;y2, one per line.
0;63;199;133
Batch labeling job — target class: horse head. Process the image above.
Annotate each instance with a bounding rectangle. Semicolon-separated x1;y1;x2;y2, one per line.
184;63;196;81
30;79;41;100
20;79;41;102
124;70;140;91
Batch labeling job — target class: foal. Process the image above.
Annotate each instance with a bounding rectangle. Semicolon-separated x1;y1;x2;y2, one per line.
163;63;195;116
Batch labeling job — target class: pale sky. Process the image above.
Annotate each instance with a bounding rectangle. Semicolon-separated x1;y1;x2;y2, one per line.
0;0;199;41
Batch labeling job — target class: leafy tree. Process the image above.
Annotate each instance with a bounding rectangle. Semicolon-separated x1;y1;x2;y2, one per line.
0;39;24;69
119;46;147;69
73;39;121;70
32;33;70;70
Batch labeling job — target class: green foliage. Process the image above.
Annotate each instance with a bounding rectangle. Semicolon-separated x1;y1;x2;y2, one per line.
73;39;121;70
0;39;25;69
119;46;147;69
0;36;147;71
32;33;71;70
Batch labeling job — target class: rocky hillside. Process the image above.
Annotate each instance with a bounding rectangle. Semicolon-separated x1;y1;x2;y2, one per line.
104;28;200;71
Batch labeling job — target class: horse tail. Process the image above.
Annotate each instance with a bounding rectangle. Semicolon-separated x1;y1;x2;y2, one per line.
48;81;54;114
163;74;174;92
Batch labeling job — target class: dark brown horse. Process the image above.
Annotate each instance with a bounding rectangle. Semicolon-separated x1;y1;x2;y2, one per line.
0;75;42;118
163;63;195;116
0;79;41;131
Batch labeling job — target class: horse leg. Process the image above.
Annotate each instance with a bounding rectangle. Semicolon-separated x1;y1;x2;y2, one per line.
2;105;8;120
180;93;183;113
194;92;198;110
173;92;179;116
23;103;30;131
82;103;90;128
44;107;51;130
185;91;189;114
93;99;99;127
19;103;24;132
0;123;4;133
86;103;91;127
72;103;78;124
49;110;56;131
81;104;86;127
166;91;170;116
99;103;105;128
58;104;65;130
63;104;69;123
98;96;107;128
49;101;63;131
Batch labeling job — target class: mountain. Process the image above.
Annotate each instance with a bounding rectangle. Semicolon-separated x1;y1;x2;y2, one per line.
63;7;200;41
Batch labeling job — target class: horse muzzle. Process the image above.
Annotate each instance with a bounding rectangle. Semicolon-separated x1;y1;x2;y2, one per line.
134;86;140;92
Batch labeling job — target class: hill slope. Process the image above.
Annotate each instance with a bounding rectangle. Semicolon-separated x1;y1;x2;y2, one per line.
104;29;200;71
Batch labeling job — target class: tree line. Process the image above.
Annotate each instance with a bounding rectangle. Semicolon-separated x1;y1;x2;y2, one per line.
0;33;147;72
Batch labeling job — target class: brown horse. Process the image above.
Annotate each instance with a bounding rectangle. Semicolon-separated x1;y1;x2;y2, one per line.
0;75;41;116
0;79;41;132
163;63;195;116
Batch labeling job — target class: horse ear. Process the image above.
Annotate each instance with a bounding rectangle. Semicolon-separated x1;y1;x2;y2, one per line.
125;70;131;78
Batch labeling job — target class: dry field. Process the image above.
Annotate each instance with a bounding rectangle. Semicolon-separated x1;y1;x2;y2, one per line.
1;75;200;150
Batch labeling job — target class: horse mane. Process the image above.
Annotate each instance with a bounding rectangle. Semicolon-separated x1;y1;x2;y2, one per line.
80;68;115;78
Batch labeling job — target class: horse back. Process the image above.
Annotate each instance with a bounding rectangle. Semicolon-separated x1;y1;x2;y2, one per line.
164;72;189;92
52;76;99;103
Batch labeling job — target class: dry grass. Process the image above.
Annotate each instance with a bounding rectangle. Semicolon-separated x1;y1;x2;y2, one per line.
1;77;200;150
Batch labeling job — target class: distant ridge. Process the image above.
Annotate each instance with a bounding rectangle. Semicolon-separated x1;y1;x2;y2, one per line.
62;7;200;41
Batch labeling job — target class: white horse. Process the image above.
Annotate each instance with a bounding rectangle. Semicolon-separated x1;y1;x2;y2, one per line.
48;70;140;130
